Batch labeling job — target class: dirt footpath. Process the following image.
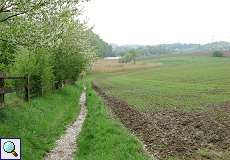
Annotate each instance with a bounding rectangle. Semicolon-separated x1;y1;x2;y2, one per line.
92;81;230;159
44;90;87;160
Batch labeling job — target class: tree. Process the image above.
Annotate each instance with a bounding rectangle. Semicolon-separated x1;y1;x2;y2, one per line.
1;0;110;95
119;50;139;64
212;51;224;57
87;30;113;57
120;54;131;64
128;50;138;64
0;0;90;62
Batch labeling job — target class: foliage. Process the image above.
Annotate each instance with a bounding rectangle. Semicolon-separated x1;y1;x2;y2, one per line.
10;47;54;95
120;49;138;64
0;0;109;96
212;51;224;57
119;53;132;63
0;41;17;72
51;21;89;88
88;31;113;57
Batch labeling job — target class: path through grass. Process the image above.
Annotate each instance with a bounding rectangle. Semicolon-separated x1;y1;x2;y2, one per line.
76;83;150;160
0;84;83;160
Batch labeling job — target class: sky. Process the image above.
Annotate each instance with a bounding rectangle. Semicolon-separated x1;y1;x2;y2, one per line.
83;0;230;45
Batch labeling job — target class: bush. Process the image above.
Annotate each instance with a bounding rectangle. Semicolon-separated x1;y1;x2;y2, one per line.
212;51;224;57
10;47;54;96
119;54;131;64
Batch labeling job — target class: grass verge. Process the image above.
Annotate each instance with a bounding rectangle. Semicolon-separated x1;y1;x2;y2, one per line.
76;83;150;160
0;84;83;160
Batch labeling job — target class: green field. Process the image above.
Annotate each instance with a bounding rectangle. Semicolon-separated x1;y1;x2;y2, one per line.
0;84;83;160
95;55;230;111
92;55;230;159
76;83;150;160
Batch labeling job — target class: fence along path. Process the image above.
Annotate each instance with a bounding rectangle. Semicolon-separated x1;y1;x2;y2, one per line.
0;72;30;107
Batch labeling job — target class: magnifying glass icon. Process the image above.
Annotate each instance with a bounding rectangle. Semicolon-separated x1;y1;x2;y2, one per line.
3;141;18;157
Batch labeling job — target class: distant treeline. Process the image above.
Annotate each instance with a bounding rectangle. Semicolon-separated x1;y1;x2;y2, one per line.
107;41;230;57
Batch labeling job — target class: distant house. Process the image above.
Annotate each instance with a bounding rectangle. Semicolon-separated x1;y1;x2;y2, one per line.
104;57;121;60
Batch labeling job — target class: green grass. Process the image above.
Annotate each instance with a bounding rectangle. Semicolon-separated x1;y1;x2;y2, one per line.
0;84;83;160
76;83;150;160
95;55;230;111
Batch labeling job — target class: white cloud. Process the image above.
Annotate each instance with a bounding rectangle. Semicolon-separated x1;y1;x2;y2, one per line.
83;0;230;45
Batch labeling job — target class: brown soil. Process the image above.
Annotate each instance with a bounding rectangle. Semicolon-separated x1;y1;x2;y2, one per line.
92;81;230;159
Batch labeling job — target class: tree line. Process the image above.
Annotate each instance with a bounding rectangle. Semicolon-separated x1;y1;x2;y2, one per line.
112;42;230;58
0;0;110;95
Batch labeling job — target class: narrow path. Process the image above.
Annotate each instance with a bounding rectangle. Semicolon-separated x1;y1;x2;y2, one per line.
44;89;87;160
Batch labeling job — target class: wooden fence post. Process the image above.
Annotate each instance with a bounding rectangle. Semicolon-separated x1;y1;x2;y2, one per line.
24;75;30;102
0;73;5;107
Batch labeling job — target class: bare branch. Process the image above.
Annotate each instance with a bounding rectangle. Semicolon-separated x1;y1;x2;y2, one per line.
0;1;48;22
0;11;27;22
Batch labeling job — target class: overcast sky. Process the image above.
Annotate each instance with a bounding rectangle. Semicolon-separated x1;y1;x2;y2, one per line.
83;0;230;45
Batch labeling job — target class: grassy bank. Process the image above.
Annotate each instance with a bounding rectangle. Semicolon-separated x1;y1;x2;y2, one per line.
0;84;83;160
76;83;150;160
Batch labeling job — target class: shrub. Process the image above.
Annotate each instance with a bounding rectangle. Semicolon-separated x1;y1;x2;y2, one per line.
10;47;54;96
212;51;224;57
120;54;131;64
